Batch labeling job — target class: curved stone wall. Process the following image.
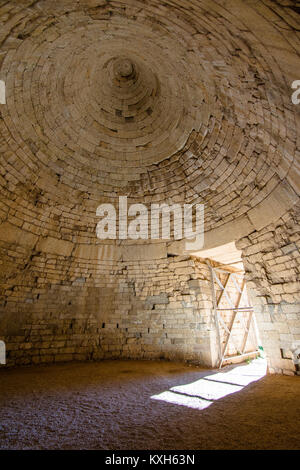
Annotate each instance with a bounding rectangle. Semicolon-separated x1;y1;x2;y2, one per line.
0;0;299;369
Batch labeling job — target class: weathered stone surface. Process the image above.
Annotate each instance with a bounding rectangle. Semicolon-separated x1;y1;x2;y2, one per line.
36;237;74;257
239;205;300;375
247;182;299;231
0;256;219;367
0;222;38;248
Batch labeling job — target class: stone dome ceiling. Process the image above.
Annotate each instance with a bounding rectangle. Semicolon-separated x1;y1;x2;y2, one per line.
0;0;299;256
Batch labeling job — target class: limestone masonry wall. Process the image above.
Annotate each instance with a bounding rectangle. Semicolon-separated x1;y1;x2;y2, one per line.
237;206;300;375
0;250;218;367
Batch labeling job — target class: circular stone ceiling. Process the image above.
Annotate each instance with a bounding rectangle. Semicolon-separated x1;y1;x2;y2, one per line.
1;3;205;189
0;0;299;252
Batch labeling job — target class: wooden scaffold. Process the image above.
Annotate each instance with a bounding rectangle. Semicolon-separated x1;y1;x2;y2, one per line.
206;261;260;369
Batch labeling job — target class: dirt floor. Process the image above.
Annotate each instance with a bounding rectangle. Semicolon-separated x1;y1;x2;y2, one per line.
0;359;299;450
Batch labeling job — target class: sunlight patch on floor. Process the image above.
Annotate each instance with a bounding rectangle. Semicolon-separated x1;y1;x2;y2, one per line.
151;391;213;410
151;358;267;410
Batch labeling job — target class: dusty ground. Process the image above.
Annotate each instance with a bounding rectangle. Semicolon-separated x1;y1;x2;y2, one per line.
0;359;299;450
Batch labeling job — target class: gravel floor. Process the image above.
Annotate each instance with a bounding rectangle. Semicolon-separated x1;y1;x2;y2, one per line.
0;359;299;450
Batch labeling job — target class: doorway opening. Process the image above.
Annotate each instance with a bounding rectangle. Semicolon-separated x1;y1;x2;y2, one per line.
194;241;264;369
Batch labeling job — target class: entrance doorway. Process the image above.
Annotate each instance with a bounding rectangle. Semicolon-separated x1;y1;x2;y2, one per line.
193;241;263;369
207;262;261;368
